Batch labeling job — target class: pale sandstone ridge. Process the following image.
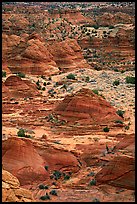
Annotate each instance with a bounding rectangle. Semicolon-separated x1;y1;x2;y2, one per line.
95;155;135;190
2;169;34;202
2;137;79;185
2;33;90;76
4;75;40;98
55;88;123;124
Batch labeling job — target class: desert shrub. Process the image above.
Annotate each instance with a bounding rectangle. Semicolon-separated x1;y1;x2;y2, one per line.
92;89;99;95
41;75;46;79
43;82;47;86
116;110;125;118
45;165;49;171
36;80;40;86
53;170;62;180
109;25;115;29
92;25;99;29
17;129;25;137
47;82;51;85
39;184;46;189
125;125;129;130
42;87;46;91
40;193;50;200
66;73;76;80
126;76;135;84
49;190;58;196
16;72;25;78
92;198;100;202
89;179;96;186
113;68;119;72
115;120;123;124
2;70;6;77
87;172;95;176
113;80;120;86
64;174;70;180
37;85;41;90
103;127;109;132
85;76;90;82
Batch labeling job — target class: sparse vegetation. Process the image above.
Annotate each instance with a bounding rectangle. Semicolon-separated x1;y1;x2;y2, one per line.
49;190;58;196
116;110;125;118
39;184;48;189
66;73;76;80
126;76;135;84
17;129;25;137
92;89;99;95
103;127;109;132
2;70;6;77
16;72;25;78
113;80;120;86
44;165;49;171
115;120;123;124
89;179;96;186
40;193;50;200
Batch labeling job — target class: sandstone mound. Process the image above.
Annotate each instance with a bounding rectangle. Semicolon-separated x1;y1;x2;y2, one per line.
2;137;79;185
4;75;40;98
2;33;90;75
95;155;135;190
2;137;48;185
2;169;34;202
54;88;123;124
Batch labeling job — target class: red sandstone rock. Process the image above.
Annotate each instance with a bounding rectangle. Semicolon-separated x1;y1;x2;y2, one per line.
2;137;48;185
4;75;40;98
95;155;135;190
54;88;123;124
2;137;79;185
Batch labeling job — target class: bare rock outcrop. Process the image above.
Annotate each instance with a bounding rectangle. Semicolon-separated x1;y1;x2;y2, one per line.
2;169;34;202
95;155;135;190
4;75;40;98
54;88;123;124
2;137;79;185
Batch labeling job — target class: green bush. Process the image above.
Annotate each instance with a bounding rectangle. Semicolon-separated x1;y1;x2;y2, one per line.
40;193;50;200
92;25;99;29
115;120;123;124
116;110;125;118
16;72;25;78
103;127;109;132
66;73;76;80
49;190;58;196
42;87;46;91
87;172;95;176
64;174;70;180
92;89;99;95
17;129;25;137
113;80;120;86
2;70;6;77
36;80;40;86
113;68;119;72
85;76;90;82
39;184;46;189
109;25;115;29
126;76;135;84
89;179;96;186
44;165;49;171
92;198;100;202
43;82;47;86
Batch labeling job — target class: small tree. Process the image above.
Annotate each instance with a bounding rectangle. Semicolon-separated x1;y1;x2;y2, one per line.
103;127;109;132
116;110;125;118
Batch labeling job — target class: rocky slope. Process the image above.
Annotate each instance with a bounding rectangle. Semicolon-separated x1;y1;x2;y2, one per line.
2;169;34;202
2;2;135;202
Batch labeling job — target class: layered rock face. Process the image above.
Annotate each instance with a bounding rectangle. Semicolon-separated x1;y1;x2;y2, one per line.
55;88;122;124
3;75;40;99
96;12;134;26
95;155;135;190
2;33;90;76
2;137;79;185
2;169;34;202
